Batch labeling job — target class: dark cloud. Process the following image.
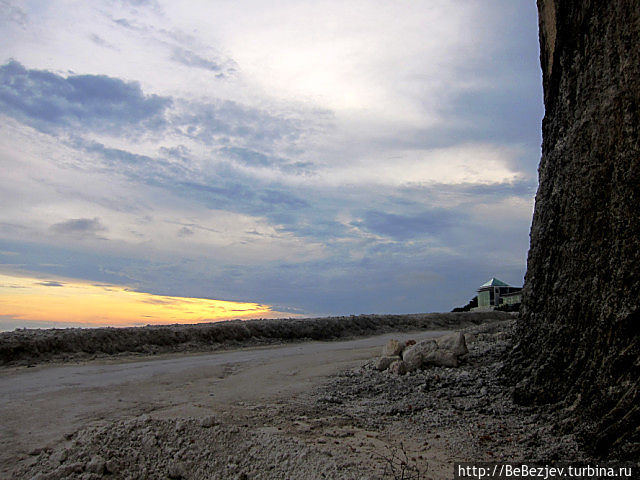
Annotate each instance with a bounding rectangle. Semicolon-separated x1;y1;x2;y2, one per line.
279;218;349;240
71;139;311;224
221;146;316;175
446;85;543;146
67;137;531;248
171;48;227;75
355;210;457;240
396;180;537;204
159;145;191;160
79;140;155;169
75;139;193;185
0;61;325;174
221;146;278;167
112;17;137;29
177;226;194;237
279;161;315;175
0;239;138;288
50;217;107;236
0;60;170;134
89;34;117;50
173;100;310;146
258;190;308;209
35;280;65;287
0;194;529;316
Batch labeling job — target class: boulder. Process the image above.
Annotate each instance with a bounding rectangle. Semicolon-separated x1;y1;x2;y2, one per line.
435;332;468;356
376;355;401;371
402;340;438;372
388;360;407;375
382;339;405;357
423;349;459;368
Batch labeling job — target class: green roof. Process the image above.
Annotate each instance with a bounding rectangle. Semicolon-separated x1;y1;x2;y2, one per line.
480;277;510;287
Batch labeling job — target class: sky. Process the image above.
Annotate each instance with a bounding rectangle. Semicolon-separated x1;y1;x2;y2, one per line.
0;0;543;329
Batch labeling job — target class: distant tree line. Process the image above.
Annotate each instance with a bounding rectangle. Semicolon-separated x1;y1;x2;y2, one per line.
451;296;478;312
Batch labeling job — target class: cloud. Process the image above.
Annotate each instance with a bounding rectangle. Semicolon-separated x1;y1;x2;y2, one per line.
120;0;159;6
313;144;525;187
112;17;137;30
50;217;107;236
445;85;543;147
0;1;28;27
35;280;65;287
177;226;193;237
0;60;171;134
171;47;227;75
76;139;172;183
355;210;458;241
221;146;279;168
89;33;118;50
172;99;318;148
219;146;316;176
0;1;542;320
68;137;311;224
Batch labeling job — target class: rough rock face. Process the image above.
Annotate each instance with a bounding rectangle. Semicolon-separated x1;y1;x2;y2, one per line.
382;339;405;357
510;0;639;459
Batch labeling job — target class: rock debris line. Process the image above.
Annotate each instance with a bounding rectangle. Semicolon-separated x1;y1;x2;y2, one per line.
0;311;511;366
15;318;613;480
376;331;469;374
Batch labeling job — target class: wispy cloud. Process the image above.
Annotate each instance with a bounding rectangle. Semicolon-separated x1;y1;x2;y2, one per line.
88;33;118;50
50;217;107;236
170;47;230;76
35;280;65;287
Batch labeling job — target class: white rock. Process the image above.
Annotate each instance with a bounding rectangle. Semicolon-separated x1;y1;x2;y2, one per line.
423;349;459;368
389;360;408;375
376;355;401;371
382;339;405;357
435;332;468;356
402;340;438;371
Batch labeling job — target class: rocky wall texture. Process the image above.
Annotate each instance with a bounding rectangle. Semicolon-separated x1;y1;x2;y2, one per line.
510;0;639;459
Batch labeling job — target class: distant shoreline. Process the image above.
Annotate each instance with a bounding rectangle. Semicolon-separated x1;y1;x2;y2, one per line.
0;311;513;367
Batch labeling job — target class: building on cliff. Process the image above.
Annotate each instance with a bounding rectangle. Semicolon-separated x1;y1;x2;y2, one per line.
475;277;522;309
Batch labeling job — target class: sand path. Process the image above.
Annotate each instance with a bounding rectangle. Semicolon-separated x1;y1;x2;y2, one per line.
0;329;448;476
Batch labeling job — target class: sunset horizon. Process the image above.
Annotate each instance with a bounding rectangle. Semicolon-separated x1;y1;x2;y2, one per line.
0;271;291;331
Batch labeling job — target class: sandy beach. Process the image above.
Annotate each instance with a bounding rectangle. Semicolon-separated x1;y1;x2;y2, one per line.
3;318;591;479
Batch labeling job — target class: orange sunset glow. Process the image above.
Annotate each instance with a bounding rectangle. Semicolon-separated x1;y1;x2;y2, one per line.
0;273;278;328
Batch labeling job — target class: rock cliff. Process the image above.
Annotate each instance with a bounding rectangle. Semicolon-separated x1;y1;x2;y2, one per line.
510;0;639;459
